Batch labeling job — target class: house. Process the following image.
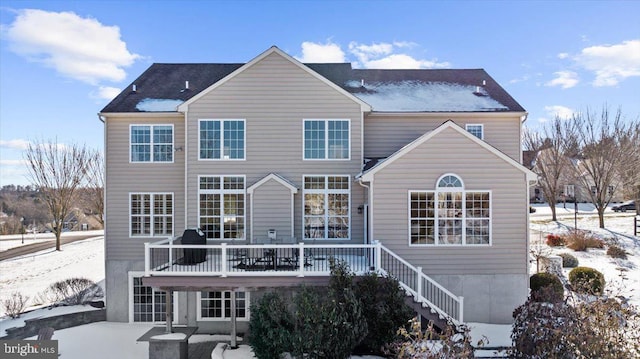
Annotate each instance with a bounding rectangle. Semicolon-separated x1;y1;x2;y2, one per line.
524;148;625;204
99;46;536;334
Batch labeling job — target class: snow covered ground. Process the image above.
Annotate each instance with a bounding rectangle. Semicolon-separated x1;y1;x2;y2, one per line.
0;235;105;317
0;205;637;358
531;203;639;307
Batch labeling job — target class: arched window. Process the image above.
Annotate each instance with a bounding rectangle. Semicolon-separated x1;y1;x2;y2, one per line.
409;174;490;246
437;174;463;188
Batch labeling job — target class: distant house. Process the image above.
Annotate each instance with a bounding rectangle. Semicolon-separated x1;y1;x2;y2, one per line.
525;149;625;204
99;46;536;333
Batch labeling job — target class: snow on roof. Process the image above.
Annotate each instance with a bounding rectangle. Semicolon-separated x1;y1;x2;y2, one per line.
135;98;184;112
346;80;508;112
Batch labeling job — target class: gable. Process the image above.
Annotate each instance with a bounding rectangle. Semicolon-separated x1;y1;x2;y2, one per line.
248;173;298;194
177;47;370;112
361;121;536;182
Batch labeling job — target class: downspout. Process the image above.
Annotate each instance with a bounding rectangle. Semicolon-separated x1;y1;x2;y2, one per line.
357;179;370;244
183;109;189;231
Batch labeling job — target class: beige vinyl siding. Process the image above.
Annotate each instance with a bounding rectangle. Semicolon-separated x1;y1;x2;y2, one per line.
364;114;522;161
185;51;365;243
371;126;528;275
251;180;293;241
105;115;185;260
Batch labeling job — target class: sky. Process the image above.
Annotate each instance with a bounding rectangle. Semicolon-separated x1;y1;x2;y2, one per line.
0;0;639;186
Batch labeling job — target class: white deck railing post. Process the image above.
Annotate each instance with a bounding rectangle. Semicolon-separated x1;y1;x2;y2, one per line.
168;236;174;272
374;240;382;272
416;267;423;301
221;243;227;277
298;242;305;277
458;296;464;323
144;242;150;276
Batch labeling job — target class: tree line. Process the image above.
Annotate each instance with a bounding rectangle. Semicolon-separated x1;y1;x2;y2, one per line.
524;106;640;227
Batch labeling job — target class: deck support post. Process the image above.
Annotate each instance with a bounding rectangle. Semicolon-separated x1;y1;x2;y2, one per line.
230;290;237;348
165;289;173;333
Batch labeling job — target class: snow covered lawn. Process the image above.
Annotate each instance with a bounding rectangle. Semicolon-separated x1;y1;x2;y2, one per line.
531;204;639;307
0;235;105;317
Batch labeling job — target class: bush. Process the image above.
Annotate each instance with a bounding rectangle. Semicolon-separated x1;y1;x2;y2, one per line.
248;292;292;359
558;253;579;267
566;231;604;251
41;277;103;305
607;245;628;259
249;260;369;359
545;233;565;247
354;273;414;355
529;273;564;303
2;292;29;318
511;296;640;358
386;318;484;358
569;267;605;295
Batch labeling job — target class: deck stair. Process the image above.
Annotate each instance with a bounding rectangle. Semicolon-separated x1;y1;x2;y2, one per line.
145;238;464;326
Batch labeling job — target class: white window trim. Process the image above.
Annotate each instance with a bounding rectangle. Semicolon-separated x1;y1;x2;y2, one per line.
302;119;351;161
196;291;250;321
198;119;246;161
465;124;484;140
197;175;247;241
302;174;351;241
407;174;492;247
128;271;178;323
129;124;175;163
128;192;174;238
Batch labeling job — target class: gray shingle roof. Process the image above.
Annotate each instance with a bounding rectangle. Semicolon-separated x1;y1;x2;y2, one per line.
101;62;524;113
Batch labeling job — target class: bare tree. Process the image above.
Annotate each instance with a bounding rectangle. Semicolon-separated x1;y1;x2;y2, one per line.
524;118;576;221
24;139;92;250
84;150;104;227
567;107;638;228
617;120;640;215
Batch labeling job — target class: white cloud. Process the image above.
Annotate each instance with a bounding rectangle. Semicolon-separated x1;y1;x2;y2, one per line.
4;9;140;85
509;75;530;84
348;41;450;69
364;54;450;69
0;159;26;166
545;71;579;89
295;41;346;63
544;105;575;120
0;139;30;150
575;39;640;87
296;41;450;69
93;86;122;101
557;53;570;59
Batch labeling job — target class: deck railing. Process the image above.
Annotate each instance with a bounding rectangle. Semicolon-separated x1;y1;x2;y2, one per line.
144;237;463;324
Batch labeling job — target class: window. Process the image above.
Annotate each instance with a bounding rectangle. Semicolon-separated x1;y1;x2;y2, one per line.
409;174;490;245
465;124;484;140
304;119;350;159
199;176;245;240
564;185;575;198
198;291;249;321
199;120;245;160
130;193;173;237
130;125;173;162
303;175;350;239
130;276;169;322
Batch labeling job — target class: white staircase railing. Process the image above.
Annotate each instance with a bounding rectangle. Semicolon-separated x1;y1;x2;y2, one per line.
144;237;464;325
374;240;464;325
